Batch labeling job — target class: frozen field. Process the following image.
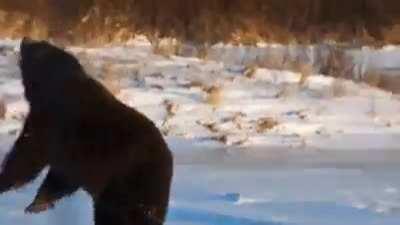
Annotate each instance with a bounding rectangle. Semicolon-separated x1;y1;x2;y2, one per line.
1;152;400;225
0;38;400;224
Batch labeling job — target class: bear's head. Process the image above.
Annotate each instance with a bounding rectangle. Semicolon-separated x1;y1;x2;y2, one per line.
19;37;83;104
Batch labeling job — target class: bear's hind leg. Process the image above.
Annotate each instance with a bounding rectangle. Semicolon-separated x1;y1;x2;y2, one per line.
25;168;79;214
94;181;165;225
94;198;163;225
93;160;172;225
94;200;124;225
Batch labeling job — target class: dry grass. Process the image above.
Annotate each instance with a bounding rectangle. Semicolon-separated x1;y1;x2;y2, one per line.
163;100;179;118
363;70;382;87
378;73;400;94
161;99;179;132
195;44;209;59
1;1;399;45
318;46;355;79
0;98;6;120
360;70;400;94
197;121;219;133
204;86;223;106
295;63;313;86
151;37;182;57
0;10;48;40
256;117;279;133
180;80;205;89
244;65;258;79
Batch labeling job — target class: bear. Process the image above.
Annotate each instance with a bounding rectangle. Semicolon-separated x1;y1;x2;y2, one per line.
0;37;173;225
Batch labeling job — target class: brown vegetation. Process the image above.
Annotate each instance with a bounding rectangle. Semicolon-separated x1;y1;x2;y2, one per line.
1;0;400;45
366;71;400;94
256;117;279;133
205;86;223;106
0;98;6;120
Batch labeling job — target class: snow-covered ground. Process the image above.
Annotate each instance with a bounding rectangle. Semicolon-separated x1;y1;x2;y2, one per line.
1;37;400;224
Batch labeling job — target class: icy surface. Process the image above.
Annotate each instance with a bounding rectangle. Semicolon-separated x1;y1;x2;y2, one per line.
0;38;400;224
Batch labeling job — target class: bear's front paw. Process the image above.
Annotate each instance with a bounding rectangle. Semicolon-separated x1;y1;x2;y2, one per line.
24;202;55;214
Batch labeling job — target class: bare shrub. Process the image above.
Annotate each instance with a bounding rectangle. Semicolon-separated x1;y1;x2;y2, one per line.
0;11;48;39
163;100;179;118
231;28;262;46
162;99;179;130
180;80;204;89
363;70;382;87
318;46;355;79
360;70;400;94
244;65;258;79
256;117;279;133
299;65;313;84
151;37;182;57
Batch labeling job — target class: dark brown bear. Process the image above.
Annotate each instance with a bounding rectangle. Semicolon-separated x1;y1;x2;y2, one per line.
0;38;173;225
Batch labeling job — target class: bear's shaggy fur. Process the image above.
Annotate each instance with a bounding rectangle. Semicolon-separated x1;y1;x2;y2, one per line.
0;38;173;225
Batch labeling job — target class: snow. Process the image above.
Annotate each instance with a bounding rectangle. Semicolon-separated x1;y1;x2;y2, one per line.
0;37;400;224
